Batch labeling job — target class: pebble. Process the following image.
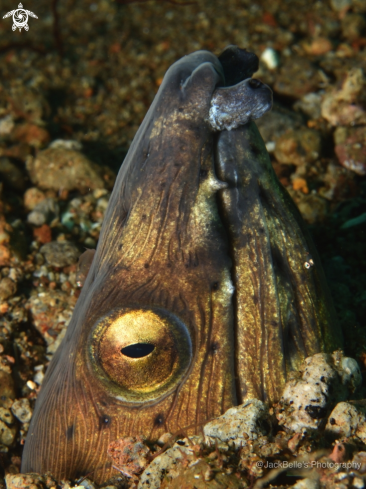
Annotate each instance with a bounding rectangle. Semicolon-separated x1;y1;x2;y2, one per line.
0;418;17;446
40;240;79;267
330;0;352;12
5;473;57;489
274;58;322;98
302;37;333;56
352;478;365;489
158;458;241;489
334;126;366;176
326;402;366;440
0;277;17;301
60;191;110;240
256;107;303;149
352;452;366;474
321;68;366;126
11;398;33;423
26;380;37;390
292;177;309;194
7;84;47;123
26;148;105;192
27;198;60;226
0;244;10;267
0;115;14;136
157;432;173;446
0;371;16;406
23;187;46;211
295;193;329;224
274;128;321;167
352;0;366;12
292;479;320;489
0;157;26;191
319;161;356;201
0;407;14;425
0;405;16;446
339;356;363;391
203;399;268;448
33;224;53;244
3;142;33;163
276;352;361;432
33;365;45;386
12;123;50;148
107;436;151;476
138;441;197;489
49;139;83;150
260;48;280;70
293;92;323;120
27;290;77;352
341;13;366;42
78;479;97;489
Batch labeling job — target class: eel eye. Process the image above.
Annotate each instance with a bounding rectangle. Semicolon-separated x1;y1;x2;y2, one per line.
88;307;192;404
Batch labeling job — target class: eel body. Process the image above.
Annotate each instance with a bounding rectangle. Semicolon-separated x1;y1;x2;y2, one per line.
22;46;342;482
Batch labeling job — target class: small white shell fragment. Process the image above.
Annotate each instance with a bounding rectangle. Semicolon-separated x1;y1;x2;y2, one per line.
265;141;276;153
260;47;280;70
26;380;37;390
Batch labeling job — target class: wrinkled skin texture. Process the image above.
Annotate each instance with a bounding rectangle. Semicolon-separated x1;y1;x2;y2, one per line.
22;47;342;482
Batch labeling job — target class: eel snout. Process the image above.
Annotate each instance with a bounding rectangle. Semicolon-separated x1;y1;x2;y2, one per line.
209;77;273;131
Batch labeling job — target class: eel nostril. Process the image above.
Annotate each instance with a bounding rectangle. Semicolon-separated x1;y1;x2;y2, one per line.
154;414;164;426
248;78;263;89
121;343;155;358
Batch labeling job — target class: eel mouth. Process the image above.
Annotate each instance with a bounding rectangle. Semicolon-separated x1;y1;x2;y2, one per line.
209;77;273;132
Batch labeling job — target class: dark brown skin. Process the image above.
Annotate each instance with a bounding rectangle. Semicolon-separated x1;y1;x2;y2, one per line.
21;47;342;482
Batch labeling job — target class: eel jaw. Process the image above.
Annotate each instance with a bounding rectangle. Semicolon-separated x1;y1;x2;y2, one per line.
208;78;273;132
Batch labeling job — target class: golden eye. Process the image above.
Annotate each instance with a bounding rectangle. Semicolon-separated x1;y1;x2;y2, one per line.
88;307;192;404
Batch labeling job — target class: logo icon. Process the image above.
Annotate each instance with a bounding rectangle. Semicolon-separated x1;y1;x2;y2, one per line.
3;3;38;31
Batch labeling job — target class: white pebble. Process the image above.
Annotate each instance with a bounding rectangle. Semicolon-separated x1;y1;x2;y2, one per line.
353;477;365;489
260;48;280;70
204;399;268;448
33;370;44;386
26;380;37;390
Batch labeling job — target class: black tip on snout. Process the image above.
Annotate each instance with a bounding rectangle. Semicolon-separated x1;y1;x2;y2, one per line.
218;45;259;86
